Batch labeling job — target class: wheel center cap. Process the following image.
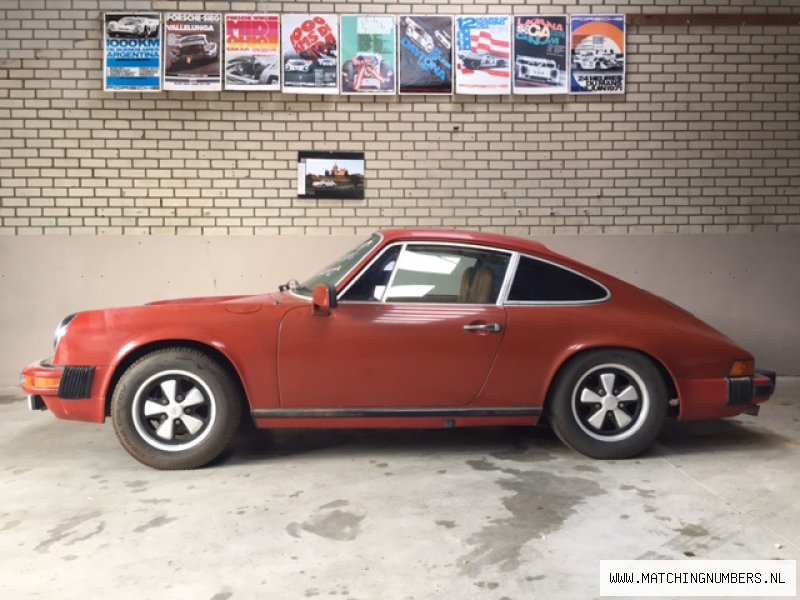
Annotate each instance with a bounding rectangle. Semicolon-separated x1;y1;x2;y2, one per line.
601;395;618;411
167;404;182;418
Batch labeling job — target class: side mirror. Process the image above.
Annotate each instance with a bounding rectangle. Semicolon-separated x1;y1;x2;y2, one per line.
312;284;338;317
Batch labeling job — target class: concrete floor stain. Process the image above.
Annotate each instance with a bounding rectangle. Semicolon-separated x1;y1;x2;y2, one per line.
673;523;709;538
287;500;365;541
134;515;177;533
460;458;605;576
34;510;104;554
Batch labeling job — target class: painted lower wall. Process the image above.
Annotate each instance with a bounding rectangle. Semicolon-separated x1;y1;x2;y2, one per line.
1;233;798;389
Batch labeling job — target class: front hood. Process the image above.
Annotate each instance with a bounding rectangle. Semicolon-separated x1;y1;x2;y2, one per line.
147;295;248;306
146;292;294;312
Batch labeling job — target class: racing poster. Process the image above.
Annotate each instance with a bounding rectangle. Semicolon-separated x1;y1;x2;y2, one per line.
455;16;511;95
513;15;568;95
103;13;161;92
340;15;396;95
281;15;339;94
164;13;222;91
569;14;625;94
398;16;453;95
224;14;280;91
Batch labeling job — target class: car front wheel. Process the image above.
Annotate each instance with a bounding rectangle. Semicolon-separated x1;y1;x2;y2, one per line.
548;350;667;459
111;348;242;469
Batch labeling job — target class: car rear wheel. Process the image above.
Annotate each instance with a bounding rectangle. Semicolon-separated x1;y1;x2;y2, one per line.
547;350;667;459
111;348;242;470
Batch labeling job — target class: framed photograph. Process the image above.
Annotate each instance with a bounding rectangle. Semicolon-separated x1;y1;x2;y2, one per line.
340;15;396;95
455;15;511;95
224;14;280;91
282;14;339;94
512;15;569;95
398;15;453;95
298;151;365;200
164;12;222;91
569;14;626;95
103;13;161;92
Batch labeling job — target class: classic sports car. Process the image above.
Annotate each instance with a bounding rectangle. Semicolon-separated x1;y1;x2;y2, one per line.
311;179;337;188
21;229;775;470
434;29;452;50
572;45;622;71
169;34;218;67
316;56;337;68
225;55;279;86
285;58;313;72
107;16;159;37
516;56;559;84
404;18;434;54
459;51;507;70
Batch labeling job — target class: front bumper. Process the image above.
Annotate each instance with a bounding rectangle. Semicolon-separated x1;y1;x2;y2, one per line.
678;368;777;421
21;359;106;423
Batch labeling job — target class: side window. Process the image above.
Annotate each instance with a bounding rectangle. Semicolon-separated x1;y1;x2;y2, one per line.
385;245;510;304
341;245;401;302
508;256;608;303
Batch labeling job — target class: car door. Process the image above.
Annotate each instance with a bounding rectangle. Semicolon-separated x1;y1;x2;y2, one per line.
277;242;512;408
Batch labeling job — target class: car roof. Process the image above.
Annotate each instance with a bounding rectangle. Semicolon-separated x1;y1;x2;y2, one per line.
378;228;552;257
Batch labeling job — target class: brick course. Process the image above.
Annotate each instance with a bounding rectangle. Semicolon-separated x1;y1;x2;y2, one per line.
0;0;799;235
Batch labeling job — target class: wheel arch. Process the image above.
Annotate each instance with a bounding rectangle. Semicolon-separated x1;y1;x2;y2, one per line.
104;339;251;419
542;346;679;418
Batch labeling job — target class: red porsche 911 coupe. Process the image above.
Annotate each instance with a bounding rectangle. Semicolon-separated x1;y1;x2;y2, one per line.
21;229;775;469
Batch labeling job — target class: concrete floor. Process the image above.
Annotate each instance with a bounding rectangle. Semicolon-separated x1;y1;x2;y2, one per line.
0;381;798;600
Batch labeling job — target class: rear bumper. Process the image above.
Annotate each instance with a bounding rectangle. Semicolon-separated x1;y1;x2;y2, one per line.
20;359;106;423
677;368;777;421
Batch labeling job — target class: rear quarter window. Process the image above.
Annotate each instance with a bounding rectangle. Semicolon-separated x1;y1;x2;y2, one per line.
507;256;608;303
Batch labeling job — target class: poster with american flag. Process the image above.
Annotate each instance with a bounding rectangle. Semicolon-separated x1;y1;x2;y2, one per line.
455;16;511;94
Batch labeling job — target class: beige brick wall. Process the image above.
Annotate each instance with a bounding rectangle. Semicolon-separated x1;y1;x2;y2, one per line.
0;0;798;236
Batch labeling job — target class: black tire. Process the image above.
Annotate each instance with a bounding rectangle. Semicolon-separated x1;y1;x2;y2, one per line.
547;350;667;459
111;348;242;470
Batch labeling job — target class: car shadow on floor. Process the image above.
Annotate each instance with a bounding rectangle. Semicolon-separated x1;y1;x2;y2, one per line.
221;425;565;466
654;417;794;456
219;416;791;467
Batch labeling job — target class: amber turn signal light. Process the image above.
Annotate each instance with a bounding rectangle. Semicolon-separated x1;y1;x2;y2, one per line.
23;374;61;390
729;360;755;377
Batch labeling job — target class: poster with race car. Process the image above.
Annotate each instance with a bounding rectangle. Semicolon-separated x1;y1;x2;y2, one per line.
455;16;511;95
513;15;568;95
224;14;280;91
398;16;453;95
103;13;161;92
281;14;339;94
340;15;396;95
164;13;222;91
569;14;625;94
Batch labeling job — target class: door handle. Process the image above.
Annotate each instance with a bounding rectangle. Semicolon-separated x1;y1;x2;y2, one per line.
463;323;503;333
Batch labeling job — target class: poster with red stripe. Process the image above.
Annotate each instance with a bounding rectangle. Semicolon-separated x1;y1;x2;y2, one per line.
455;15;511;94
224;14;280;90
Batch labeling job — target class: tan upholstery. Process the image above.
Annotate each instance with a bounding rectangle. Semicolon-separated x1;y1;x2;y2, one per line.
468;267;495;304
459;266;477;303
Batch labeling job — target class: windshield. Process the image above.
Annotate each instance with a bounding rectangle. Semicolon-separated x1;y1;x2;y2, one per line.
293;233;382;297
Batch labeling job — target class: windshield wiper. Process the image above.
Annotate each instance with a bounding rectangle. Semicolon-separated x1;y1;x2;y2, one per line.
278;278;300;292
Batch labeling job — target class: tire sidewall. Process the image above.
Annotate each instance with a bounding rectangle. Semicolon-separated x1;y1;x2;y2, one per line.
549;350;667;459
111;349;241;469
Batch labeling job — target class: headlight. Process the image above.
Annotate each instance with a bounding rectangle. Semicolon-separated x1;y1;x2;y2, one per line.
54;313;78;351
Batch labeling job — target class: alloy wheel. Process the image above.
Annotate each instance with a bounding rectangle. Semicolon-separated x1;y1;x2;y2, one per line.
131;370;217;452
571;364;650;442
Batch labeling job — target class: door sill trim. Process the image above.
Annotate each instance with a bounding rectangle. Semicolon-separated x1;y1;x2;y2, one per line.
251;407;542;419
